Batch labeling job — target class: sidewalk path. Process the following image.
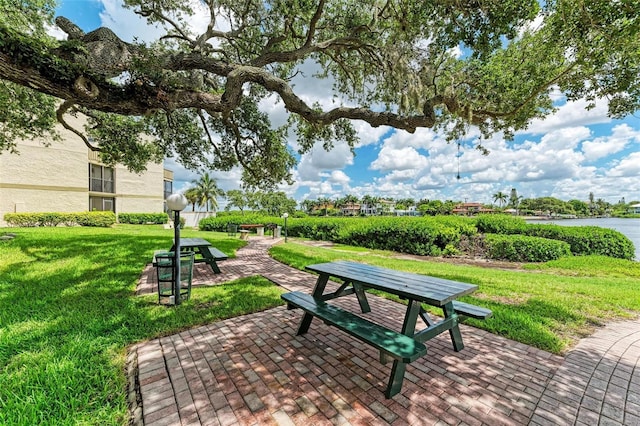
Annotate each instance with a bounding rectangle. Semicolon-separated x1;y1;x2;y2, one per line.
131;237;640;425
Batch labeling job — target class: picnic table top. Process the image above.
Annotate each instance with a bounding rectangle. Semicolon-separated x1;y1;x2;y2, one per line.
305;260;478;306
175;238;211;247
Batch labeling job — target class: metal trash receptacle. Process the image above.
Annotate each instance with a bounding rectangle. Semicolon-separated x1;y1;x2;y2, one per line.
154;251;195;304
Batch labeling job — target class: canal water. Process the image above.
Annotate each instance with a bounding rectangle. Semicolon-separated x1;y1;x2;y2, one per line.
526;218;640;260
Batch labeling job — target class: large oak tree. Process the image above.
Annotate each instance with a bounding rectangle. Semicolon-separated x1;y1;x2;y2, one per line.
0;0;638;188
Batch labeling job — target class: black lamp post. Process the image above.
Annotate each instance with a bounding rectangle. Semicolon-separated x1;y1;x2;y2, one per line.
282;212;289;243
166;193;188;305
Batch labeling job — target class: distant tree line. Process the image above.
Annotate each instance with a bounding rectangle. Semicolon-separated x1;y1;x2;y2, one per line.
215;184;638;218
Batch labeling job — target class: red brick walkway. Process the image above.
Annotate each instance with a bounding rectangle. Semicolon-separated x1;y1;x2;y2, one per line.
130;237;640;425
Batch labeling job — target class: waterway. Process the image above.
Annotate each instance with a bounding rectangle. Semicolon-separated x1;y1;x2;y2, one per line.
526;218;640;260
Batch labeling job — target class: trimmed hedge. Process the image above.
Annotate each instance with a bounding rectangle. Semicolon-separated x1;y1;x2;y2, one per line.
485;234;571;262
199;214;282;232
525;224;635;260
475;214;528;234
475;215;635;260
118;213;168;224
4;212;116;227
198;213;633;261
336;217;476;256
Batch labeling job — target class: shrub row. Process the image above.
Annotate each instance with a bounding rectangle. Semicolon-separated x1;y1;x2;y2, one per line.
202;215;478;257
117;213;168;224
475;215;634;260
484;234;571;262
200;213;634;261
199;214;284;232
525;224;635;260
4;212;117;227
336;217;476;256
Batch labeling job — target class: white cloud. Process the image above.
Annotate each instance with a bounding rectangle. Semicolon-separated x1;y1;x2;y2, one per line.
370;146;428;171
582;124;640;162
98;0;164;42
525;98;611;135
607;152;640;177
45;23;67;40
329;170;350;185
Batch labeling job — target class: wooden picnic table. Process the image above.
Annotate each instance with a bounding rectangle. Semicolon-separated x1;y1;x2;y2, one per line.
170;238;228;274
281;260;491;398
239;224;265;237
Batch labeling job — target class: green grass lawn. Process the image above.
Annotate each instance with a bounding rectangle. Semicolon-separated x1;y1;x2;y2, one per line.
2;226;640;424
0;225;284;425
269;241;640;354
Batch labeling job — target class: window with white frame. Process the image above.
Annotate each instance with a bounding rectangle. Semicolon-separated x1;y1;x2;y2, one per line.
89;164;115;193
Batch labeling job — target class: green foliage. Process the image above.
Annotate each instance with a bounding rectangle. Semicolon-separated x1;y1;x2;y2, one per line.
474;215;635;260
73;211;117;227
4;212;115;227
484;234;571;262
474;214;528;234
117;213;168;224
1;1;639;187
336;217;471;256
525;224;635;260
198;213;284;231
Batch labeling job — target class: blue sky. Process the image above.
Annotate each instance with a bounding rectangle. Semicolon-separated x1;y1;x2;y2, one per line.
53;0;640;207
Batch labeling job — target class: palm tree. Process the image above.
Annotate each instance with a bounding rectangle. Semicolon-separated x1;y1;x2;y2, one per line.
191;172;224;212
492;191;507;208
317;197;332;216
300;199;316;214
509;188;523;214
184;187;199;212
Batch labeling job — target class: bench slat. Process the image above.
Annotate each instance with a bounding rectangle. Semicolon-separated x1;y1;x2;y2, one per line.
452;301;492;319
206;247;228;260
282;291;426;363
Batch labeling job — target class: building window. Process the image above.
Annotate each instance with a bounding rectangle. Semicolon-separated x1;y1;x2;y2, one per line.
164;180;172;200
89;164;115;193
90;196;115;212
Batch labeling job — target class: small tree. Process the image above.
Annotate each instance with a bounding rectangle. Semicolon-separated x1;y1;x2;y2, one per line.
225;189;248;214
191;172;224;212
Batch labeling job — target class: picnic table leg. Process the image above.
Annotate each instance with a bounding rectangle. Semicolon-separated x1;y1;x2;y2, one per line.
352;282;371;313
443;302;464;351
199;246;221;273
296;274;330;335
385;300;421;398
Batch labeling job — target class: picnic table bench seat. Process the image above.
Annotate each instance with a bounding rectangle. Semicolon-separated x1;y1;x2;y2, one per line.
282;291;427;364
204;246;228;261
452;301;493;320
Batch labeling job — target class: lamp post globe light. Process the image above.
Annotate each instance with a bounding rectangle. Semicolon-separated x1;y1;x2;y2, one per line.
166;193;188;305
282;212;289;243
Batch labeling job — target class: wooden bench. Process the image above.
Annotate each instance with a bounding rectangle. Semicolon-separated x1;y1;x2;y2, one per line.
452;301;493;320
282;291;427;364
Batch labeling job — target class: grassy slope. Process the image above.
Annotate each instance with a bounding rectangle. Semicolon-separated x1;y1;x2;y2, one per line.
269;242;640;354
0;226;283;425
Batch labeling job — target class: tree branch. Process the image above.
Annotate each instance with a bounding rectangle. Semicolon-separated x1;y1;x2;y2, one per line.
56;100;100;151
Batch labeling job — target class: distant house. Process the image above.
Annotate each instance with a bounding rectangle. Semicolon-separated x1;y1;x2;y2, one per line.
630;203;640;214
0;115;172;226
395;206;420;216
340;203;361;216
360;199;395;216
453;202;492;216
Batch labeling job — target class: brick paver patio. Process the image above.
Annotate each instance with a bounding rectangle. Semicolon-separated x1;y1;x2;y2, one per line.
130;237;640;425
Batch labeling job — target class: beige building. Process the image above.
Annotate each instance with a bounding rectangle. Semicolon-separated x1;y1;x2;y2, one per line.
0;115;172;226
